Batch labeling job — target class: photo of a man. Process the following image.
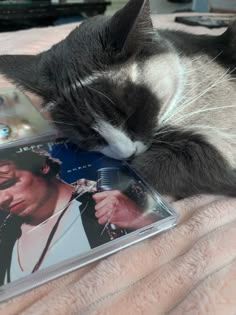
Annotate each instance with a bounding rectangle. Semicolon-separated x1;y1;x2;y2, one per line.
0;141;164;285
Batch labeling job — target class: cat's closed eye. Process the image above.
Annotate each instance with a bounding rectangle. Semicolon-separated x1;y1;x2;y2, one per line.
72;130;106;150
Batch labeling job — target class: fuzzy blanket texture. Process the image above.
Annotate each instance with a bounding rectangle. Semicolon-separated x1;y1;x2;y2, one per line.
0;13;236;315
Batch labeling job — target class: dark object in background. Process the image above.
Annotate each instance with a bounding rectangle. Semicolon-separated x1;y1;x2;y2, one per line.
0;1;111;32
175;15;235;28
168;0;192;3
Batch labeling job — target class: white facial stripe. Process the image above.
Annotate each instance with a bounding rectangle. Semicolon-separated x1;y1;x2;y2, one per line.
73;62;140;89
130;63;139;83
139;52;185;127
95;121;135;158
94;121;147;159
158;55;185;125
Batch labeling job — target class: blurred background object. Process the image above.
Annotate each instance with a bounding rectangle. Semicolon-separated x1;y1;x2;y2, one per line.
167;0;191;3
0;0;111;31
209;0;236;13
0;0;235;32
150;0;236;15
192;0;209;12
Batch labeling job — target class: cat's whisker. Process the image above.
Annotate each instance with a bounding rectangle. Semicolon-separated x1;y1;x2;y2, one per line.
153;127;182;137
191;125;236;140
215;77;236;84
174;104;236;125
154;123;233;137
86;85;115;105
174;69;236;123
162;68;232;125
180;66;231;102
166;64;235;125
190;55;207;63
159;65;227;125
189;124;230;131
151;140;181;148
154;124;236;149
66;78;103;126
46;119;77;126
160;52;222;81
188;124;236;134
161;52;223;83
180;51;223;75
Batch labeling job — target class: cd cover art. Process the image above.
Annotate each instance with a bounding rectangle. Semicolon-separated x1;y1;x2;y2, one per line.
0;138;177;300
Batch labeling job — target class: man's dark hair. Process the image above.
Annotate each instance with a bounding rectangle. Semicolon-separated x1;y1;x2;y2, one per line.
0;150;61;179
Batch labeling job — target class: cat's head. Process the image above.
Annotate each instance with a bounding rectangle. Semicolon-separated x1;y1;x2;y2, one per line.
0;0;180;160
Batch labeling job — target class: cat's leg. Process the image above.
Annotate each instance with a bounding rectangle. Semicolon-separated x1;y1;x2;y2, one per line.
131;133;236;198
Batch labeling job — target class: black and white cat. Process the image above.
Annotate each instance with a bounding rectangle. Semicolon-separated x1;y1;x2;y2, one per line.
0;0;235;197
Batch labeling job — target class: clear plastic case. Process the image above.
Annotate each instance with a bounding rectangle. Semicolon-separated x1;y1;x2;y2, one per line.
0;138;178;302
0;88;178;302
0;88;55;148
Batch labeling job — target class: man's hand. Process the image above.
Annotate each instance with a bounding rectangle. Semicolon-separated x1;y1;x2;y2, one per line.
92;190;154;229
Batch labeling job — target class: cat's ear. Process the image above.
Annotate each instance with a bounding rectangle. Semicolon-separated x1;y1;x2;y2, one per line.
220;20;236;64
105;0;153;54
0;54;51;98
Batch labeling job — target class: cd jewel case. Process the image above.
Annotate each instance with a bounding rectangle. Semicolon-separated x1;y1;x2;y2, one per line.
0;88;55;148
0;90;178;302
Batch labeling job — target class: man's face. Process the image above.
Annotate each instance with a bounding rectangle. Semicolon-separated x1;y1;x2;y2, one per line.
0;162;51;217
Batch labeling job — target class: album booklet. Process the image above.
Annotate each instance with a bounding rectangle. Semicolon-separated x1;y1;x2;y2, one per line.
0;88;178;302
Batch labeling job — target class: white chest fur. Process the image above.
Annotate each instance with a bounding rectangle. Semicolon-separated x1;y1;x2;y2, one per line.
157;54;236;168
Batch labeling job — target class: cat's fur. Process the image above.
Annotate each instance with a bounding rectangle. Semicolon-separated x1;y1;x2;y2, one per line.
0;0;236;197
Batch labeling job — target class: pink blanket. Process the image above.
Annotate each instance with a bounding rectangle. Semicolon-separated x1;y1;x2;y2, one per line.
0;14;235;315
